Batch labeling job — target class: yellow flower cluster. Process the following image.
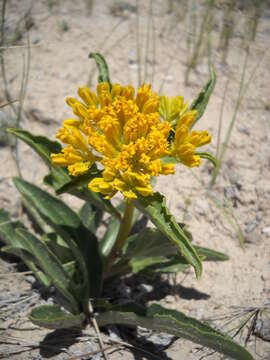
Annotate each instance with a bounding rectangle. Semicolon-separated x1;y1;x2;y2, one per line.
51;83;211;199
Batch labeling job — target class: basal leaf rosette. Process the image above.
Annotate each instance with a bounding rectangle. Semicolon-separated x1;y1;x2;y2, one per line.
51;83;211;199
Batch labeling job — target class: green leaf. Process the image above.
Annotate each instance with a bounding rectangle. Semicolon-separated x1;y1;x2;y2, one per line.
22;196;51;233
16;228;80;312
71;188;121;220
190;68;216;127
43;167;71;191
7;127;71;191
42;233;74;264
129;256;170;274
0;208;25;246
134;193;202;278
146;258;190;274
13;177;80;229
99;217;120;258
29;305;85;329
89;53;111;88
195;246;229;261
111;227;228;276
196;152;217;167
96;303;254;360
0;209;51;287
13;177;103;299
79;202;103;234
123;228;177;259
1;245;52;286
7;128;61;165
55;166;101;195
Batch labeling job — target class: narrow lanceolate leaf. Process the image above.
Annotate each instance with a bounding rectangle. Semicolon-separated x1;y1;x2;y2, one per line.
99;217;120;258
29;305;85;329
190;68;216;127
145;258;189;274
71;188;121;220
89;52;111;88
134;193;202;278
79;202;103;235
7;128;61;165
16;228;79;313
2;245;51;286
43;167;71;191
13;177;103;298
7;127;71;190
55;166;101;195
196;152;217;167
195;246;229;261
42;233;73;264
144;245;229;275
112;227;228;276
123;228;177;259
13;177;81;229
96;304;254;360
0;208;25;246
0;209;51;287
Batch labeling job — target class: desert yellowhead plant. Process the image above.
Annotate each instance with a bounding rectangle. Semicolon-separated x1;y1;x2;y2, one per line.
0;53;254;360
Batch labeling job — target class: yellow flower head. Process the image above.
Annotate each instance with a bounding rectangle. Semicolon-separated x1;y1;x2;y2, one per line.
51;83;211;199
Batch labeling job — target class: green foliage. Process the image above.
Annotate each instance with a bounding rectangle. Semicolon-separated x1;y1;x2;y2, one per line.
96;303;253;360
1;55;254;360
109;227;229;277
190;68;216;127
88;52;111;88
134;193;202;278
29;305;85;329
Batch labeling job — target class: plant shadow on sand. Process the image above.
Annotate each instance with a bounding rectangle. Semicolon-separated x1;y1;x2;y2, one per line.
39;329;82;358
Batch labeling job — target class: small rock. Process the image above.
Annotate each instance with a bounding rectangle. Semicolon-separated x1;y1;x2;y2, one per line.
146;332;175;347
245;221;258;234
194;199;209;216
165;295;174;303
137;327;175;348
25;275;36;285
184;212;192;221
254;319;270;341
138;283;154;293
245;229;260;244
238;126;250;135
262;226;270;237
32;34;41;44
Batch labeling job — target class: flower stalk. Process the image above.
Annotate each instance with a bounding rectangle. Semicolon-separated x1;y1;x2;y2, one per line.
105;201;134;274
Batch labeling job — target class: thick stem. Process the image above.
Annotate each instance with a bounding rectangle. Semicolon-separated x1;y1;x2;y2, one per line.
105;201;134;275
114;201;134;253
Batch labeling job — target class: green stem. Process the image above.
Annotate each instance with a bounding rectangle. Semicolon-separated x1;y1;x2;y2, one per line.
105;201;134;274
114;201;134;253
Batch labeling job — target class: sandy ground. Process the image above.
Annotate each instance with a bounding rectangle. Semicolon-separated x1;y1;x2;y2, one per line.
1;0;270;359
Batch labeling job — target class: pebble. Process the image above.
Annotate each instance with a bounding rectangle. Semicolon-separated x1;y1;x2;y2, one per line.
165;295;175;303
138;283;154;293
194;199;209;216
25;275;36;285
238;126;250;135
262;226;270;237
32;34;41;44
245;221;258;234
137;327;175;347
254;319;270;341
